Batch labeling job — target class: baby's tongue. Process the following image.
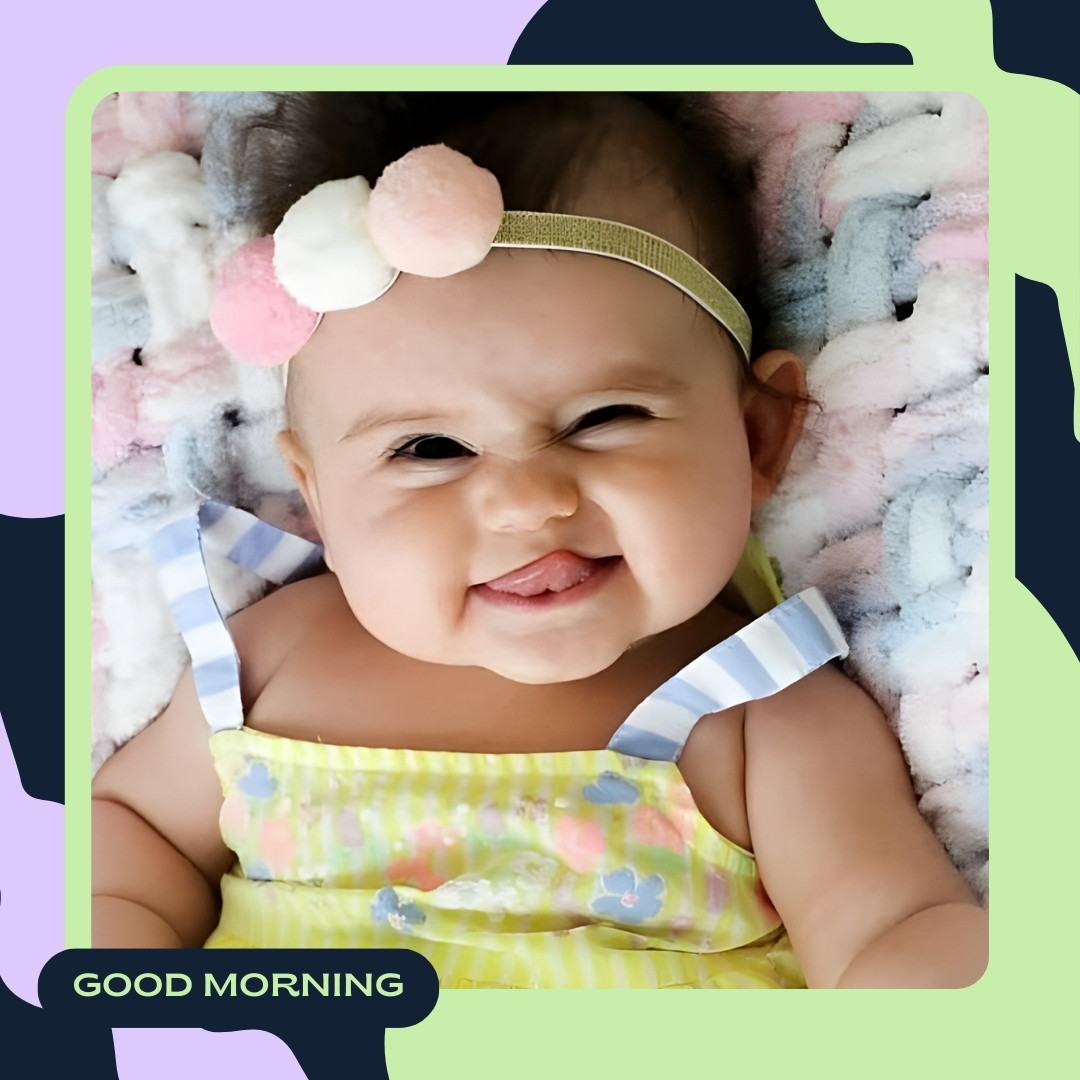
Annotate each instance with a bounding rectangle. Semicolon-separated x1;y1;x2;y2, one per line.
483;552;597;597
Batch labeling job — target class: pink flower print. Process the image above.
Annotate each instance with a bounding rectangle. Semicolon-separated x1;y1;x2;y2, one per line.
705;869;728;915
553;816;605;874
630;805;684;853
257;817;297;876
412;820;461;853
664;780;699;844
335;809;363;849
384;855;446;892
218;793;250;842
477;803;504;836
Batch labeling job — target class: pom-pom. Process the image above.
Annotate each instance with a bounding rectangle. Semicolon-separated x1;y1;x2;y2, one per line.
367;144;504;278
273;176;397;310
209;236;319;366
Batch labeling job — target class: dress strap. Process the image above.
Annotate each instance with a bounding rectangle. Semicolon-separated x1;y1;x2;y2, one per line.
151;502;324;732
607;588;848;762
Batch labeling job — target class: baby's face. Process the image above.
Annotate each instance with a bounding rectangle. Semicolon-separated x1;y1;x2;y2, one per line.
283;249;754;683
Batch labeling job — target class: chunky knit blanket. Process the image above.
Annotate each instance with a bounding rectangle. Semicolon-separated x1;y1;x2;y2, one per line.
90;90;988;901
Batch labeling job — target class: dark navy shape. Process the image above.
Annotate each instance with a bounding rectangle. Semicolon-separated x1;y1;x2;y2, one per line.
509;0;912;64
0;513;64;804
36;949;439;1080
1014;277;1079;659
991;0;1080;94
1;972;120;1080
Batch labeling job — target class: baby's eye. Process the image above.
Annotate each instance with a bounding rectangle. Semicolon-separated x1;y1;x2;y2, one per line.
390;435;477;461
568;404;655;433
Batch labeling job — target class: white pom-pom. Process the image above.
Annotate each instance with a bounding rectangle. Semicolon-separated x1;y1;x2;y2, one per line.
273;176;397;311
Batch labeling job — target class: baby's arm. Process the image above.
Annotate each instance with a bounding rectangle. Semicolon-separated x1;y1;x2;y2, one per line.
744;664;988;989
92;666;234;947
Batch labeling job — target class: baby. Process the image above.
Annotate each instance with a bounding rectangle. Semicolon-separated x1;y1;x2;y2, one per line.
92;92;987;988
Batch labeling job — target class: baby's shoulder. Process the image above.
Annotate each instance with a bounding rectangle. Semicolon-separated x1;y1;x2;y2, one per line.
227;571;373;705
746;661;888;746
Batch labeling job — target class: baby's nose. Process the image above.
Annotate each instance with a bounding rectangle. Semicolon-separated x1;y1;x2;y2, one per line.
476;457;579;533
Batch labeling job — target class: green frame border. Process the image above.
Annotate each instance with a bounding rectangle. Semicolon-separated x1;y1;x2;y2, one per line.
68;39;1079;1078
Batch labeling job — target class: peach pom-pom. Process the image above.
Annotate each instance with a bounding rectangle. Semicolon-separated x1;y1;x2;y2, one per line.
209;236;319;366
367;144;504;278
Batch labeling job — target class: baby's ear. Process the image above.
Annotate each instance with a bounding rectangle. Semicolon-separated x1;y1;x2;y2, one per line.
741;350;808;505
276;430;332;569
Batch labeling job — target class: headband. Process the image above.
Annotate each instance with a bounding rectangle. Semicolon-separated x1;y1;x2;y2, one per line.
209;144;752;368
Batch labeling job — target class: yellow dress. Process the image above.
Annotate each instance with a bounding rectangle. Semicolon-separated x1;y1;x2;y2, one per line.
154;504;848;988
206;734;806;988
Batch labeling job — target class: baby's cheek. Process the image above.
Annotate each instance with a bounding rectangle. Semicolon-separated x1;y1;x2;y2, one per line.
611;474;747;600
335;551;469;665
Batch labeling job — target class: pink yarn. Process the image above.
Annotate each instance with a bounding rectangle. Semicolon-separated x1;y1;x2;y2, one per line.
209;237;319;366
91;92;209;178
914;223;988;269
91;348;171;467
367;144;504;278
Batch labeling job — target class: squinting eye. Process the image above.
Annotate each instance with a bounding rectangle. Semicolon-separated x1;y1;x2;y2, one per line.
391;435;476;461
570;404;655;433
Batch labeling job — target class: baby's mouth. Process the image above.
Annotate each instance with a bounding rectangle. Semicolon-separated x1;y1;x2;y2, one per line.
479;551;620;598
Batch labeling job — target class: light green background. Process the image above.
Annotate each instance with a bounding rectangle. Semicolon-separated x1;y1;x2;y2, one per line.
66;1;1078;1075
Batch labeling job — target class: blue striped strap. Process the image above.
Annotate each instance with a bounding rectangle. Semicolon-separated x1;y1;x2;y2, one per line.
152;503;324;732
607;588;848;762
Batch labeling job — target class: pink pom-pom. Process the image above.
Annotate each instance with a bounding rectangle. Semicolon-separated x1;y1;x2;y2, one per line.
209;236;319;366
367;144;504;278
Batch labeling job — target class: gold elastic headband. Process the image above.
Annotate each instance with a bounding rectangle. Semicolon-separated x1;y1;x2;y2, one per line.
494;212;752;363
211;147;753;368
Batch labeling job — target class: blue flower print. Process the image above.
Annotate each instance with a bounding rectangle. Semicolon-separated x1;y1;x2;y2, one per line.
237;761;277;799
590;869;665;924
370;887;426;933
583;771;639;804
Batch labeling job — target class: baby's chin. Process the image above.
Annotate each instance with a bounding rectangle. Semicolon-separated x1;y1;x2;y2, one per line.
478;652;619;686
384;634;631;686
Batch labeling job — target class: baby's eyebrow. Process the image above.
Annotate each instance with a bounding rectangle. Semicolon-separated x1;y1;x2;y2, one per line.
336;365;688;443
578;364;690;397
338;412;449;442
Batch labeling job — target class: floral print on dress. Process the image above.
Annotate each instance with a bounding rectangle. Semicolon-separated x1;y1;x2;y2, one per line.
583;771;639;804
512;794;548;823
590;868;665;923
211;738;787;982
477;802;504;835
219;792;250;839
664;778;700;845
237;761;277;798
370;887;426;932
384;820;462;891
553;816;606;873
257;818;297;876
705;868;729;915
630;804;684;853
335;809;363;849
384;854;446;891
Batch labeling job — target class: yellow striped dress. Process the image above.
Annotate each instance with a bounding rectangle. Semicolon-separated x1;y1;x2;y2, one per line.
206;733;811;988
155;504;847;988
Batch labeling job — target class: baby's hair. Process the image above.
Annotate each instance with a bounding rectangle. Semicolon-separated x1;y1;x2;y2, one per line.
221;91;764;338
